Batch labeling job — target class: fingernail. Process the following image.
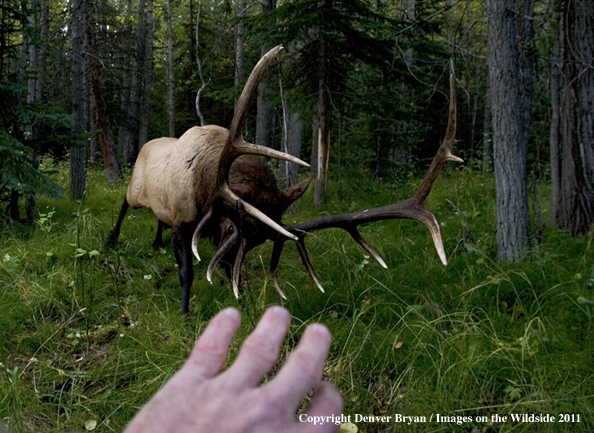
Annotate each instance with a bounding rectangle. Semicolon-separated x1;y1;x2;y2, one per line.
269;305;291;320
308;323;331;341
221;308;241;320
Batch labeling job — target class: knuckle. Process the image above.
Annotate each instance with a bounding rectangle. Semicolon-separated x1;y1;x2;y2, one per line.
193;335;228;359
290;350;320;381
240;334;280;364
258;387;286;414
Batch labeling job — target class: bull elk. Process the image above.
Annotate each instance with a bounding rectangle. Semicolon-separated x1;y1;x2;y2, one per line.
109;46;461;314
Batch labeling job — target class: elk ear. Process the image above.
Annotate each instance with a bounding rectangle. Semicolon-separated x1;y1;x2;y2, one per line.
281;177;311;210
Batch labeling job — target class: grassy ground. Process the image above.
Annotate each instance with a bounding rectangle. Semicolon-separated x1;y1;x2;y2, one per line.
1;161;593;432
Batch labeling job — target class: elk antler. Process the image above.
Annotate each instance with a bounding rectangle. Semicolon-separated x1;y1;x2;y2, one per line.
191;46;310;262
270;64;462;293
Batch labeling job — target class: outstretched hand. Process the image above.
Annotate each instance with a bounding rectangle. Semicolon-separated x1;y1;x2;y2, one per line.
124;306;343;433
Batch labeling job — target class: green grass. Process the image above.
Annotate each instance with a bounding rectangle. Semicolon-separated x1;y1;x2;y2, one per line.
1;161;593;432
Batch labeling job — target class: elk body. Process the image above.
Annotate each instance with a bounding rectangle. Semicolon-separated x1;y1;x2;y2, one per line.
110;46;462;314
109;126;310;314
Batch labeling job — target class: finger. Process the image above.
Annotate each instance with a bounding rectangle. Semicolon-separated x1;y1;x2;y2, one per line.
184;308;241;379
266;323;332;410
223;306;291;388
302;382;343;433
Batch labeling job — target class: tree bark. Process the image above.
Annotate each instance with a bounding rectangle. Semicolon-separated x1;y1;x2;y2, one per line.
310;116;318;175
314;33;330;206
555;0;594;235
256;79;276;148
487;0;534;261
469;63;481;159
235;0;246;89
25;0;49;220
194;1;207;126
9;190;20;221
16;3;29;108
123;0;147;165
118;0;134;154
166;0;175;137
548;0;562;227
138;0;153;150
89;87;98;160
70;0;86;199
85;0;122;185
279;79;302;189
12;2;27;218
256;0;276;149
482;81;492;176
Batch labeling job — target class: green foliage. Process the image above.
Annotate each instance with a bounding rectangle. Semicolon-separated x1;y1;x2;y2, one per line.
0;71;72;213
1;165;593;432
0;131;63;202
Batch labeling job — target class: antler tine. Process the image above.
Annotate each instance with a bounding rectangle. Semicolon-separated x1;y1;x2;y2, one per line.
232;237;247;298
220;184;299;241
192;208;214;261
295;238;325;293
219;44;309;181
271;275;288;300
412;65;462;204
276;63;459;284
227;45;283;149
346;227;388;269
206;231;239;284
270;239;288;299
214;45;307;242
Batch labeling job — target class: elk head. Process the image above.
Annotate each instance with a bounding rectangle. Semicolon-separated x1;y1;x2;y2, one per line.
192;46;461;299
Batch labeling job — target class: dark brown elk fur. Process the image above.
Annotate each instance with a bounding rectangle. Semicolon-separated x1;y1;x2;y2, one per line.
109;126;309;314
109;47;311;313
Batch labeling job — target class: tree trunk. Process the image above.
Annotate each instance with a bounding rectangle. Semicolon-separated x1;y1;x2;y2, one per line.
123;0;146;165
89;89;98;161
487;0;534;262
548;0;562;227
166;0;175;137
256;0;276;149
194;1;207;126
482;81;492;176
25;0;48;220
235;0;246;89
256;79;276;148
310;116;318;176
118;0;134;154
85;0;122;185
555;0;594;235
26;6;38;111
16;4;28;108
70;0;86;199
469;63;481;159
9;190;20;221
279;80;302;189
314;35;330;206
36;0;48;105
405;0;415;63
45;22;69;107
138;0;153;150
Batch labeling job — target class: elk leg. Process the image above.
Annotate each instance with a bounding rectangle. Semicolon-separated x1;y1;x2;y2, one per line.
172;223;194;314
108;197;129;247
152;220;169;249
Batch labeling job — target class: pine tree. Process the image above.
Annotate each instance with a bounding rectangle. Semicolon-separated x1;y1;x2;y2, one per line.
263;0;394;204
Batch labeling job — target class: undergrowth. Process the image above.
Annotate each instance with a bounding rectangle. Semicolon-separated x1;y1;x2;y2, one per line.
0;162;593;432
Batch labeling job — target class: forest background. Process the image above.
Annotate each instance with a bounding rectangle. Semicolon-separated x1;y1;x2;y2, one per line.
1;0;594;432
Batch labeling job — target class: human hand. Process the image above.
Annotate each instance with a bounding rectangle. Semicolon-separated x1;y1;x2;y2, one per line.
124;306;343;433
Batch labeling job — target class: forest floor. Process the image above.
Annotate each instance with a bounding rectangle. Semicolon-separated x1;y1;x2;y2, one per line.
1;160;593;433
